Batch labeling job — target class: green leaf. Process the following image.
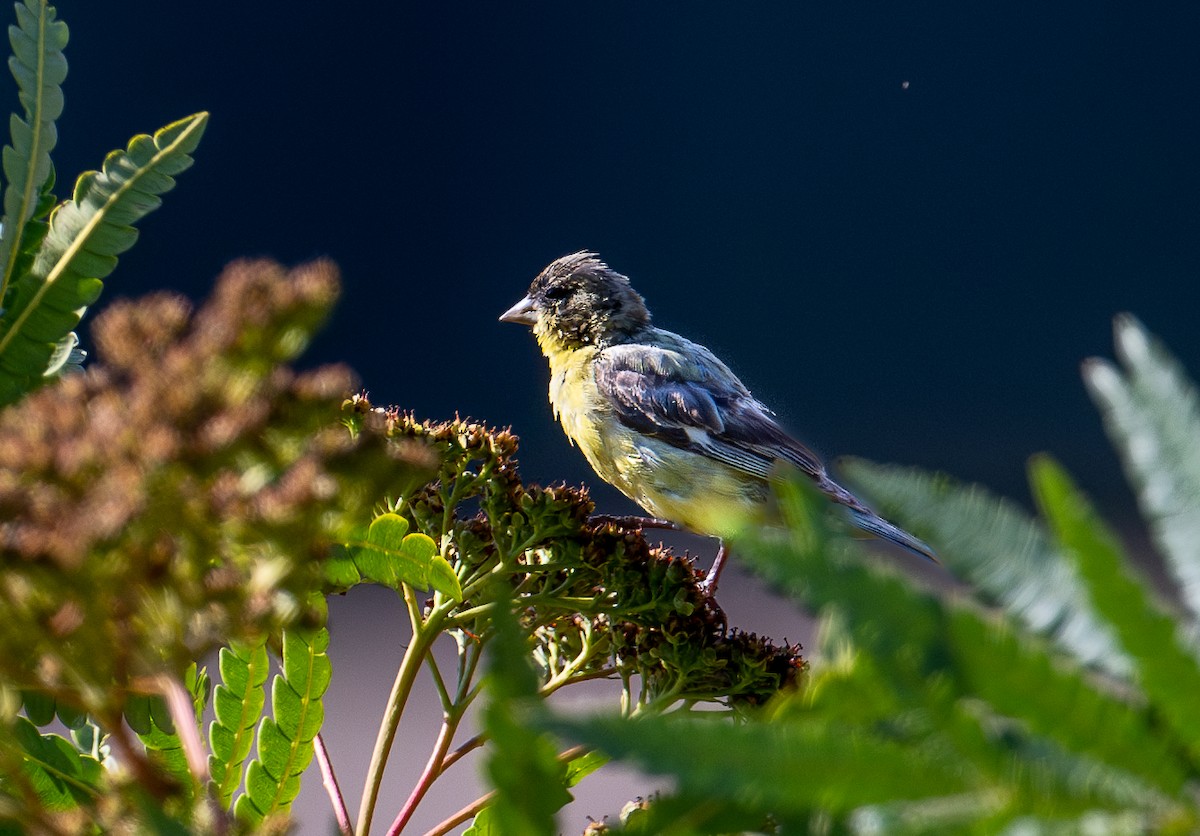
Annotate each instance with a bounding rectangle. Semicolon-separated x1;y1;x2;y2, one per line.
54;700;84;730
0;0;68;300
427;553;463;601
9;716;101;810
463;804;497;836
20;689;54;726
350;513;453;593
123;693;153;736
1084;315;1200;623
1031;454;1200;761
209;638;269;809
235;625;329;823
842;458;1131;678
322;544;362;590
136;710;192;796
148;691;174;735
0;111;208;405
564;750;608;788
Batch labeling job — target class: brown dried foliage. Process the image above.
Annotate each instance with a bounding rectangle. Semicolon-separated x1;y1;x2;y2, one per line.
0;260;432;709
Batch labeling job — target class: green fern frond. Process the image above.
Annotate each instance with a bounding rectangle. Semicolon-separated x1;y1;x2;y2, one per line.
943;606;1189;794
547;711;967;817
1031;455;1200;763
0;0;67;302
234;625;330;826
1084;314;1200;623
135;712;193;798
746;477;1192;794
0;111;207;406
841;459;1130;678
208;639;269;809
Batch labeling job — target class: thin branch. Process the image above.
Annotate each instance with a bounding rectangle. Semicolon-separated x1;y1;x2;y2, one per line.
541;666;618;698
386;715;460;836
426;653;453;714
421;790;493;836
356;588;446;836
157;675;207;785
438;733;485;775
557;744;589;764
315;733;353;836
156;675;228;836
421;745;590;836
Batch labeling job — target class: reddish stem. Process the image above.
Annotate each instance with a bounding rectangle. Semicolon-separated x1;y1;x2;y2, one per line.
387;716;460;835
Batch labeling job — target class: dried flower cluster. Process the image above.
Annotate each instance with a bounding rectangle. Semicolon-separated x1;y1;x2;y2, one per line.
0;260;432;710
344;398;806;708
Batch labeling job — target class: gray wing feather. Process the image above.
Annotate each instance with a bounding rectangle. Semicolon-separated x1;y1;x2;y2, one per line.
594;341;824;481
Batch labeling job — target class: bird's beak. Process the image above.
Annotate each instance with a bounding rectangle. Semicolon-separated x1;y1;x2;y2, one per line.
499;295;538;326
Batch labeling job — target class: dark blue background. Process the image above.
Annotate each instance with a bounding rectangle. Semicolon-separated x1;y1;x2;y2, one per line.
12;4;1200;832
30;3;1200;522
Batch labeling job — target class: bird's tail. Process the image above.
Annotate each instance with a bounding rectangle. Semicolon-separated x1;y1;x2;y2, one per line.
818;475;939;563
848;507;939;563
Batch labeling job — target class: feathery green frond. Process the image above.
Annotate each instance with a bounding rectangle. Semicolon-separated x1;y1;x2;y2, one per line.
0;0;67;303
842;458;1130;678
0;111;207;405
135;710;192;798
739;476;1194;812
235;618;330;826
1084;314;1200;623
1031;455;1200;762
547;711;967;818
209;639;269;809
941;605;1189;794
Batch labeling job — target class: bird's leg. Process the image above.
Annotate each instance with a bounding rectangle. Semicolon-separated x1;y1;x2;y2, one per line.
701;541;730;596
589;514;680;532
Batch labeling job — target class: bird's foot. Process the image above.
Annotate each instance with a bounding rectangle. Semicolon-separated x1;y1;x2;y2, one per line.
589;514;680;532
699;542;730;598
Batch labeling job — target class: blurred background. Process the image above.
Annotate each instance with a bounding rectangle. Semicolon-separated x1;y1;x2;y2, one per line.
11;2;1199;832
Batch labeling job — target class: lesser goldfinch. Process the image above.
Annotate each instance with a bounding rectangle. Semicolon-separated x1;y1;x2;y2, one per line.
501;251;936;589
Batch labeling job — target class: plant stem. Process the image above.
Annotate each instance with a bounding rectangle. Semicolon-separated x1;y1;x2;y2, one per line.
157;674;229;836
315;733;353;836
438;733;485;774
421;790;493;836
356;586;444;836
157;674;207;786
386;714;461;835
420;745;589;836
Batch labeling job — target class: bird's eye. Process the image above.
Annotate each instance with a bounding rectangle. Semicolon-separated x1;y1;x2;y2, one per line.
543;285;571;301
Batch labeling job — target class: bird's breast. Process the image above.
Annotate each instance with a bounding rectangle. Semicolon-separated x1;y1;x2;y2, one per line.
545;345;605;451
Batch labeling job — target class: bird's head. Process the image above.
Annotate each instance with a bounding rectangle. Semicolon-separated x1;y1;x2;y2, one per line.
500;251;651;351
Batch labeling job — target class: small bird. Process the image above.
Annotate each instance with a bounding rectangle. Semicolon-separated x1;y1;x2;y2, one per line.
500;251;935;590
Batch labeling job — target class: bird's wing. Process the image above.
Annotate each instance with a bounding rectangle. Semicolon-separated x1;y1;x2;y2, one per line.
595;339;938;563
594;340;825;481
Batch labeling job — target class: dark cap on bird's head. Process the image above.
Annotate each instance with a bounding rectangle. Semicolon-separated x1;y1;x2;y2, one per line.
500;251;651;349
